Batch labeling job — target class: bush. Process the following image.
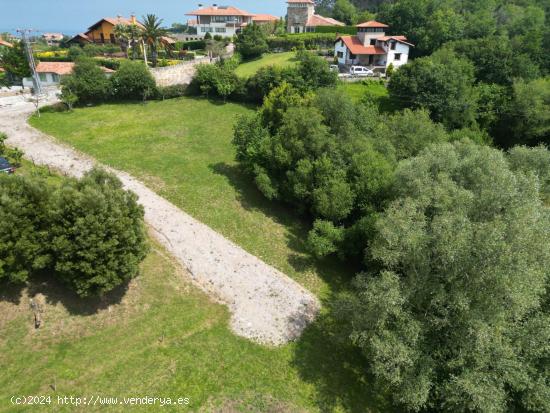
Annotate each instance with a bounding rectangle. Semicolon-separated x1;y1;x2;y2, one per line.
111;60;157;100
48;169;148;297
314;25;357;35
0;132;23;166
157;84;188;100
267;33;337;51
61;57;112;104
0;175;51;284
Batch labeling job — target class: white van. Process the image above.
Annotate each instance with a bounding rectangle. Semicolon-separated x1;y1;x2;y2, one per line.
350;66;374;77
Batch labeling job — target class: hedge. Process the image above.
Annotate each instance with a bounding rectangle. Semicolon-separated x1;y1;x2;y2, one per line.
267;33;338;51
314;26;357;35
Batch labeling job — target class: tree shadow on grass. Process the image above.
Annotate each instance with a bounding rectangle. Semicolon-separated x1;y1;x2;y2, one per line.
209;161;359;293
0;272;130;316
291;302;399;413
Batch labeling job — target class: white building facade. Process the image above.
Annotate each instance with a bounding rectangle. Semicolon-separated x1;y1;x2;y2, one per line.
335;21;413;72
185;5;254;38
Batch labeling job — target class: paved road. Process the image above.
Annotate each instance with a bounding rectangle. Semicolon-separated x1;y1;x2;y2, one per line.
0;94;319;345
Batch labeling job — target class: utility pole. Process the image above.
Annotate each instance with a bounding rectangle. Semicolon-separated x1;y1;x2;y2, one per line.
16;28;42;96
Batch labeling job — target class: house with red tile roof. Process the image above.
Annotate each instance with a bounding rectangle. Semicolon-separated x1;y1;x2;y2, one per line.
186;5;256;38
252;14;280;24
334;21;413;72
286;0;344;34
22;62;114;88
67;15;143;45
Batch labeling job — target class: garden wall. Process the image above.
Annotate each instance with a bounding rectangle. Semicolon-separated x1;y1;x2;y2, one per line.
149;57;213;87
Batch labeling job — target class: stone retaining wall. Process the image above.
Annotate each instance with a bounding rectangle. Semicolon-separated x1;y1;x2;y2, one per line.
149;57;213;87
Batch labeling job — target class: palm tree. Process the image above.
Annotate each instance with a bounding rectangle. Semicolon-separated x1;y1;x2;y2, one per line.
113;24;130;58
140;14;166;67
128;23;142;60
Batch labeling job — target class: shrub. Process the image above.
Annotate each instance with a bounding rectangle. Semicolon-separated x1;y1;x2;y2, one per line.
0;175;51;284
61;57;112;104
0;132;23;166
267;33;337;51
157;84;188;100
111;60;157;100
48;169;148;297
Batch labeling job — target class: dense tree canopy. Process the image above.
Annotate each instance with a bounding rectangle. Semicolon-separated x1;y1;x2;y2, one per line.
61;57;111;104
235;23;268;60
339;140;550;412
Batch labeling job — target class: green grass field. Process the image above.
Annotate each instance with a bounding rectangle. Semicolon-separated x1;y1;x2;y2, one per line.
235;52;297;78
30;98;354;298
0;162;385;413
338;81;398;113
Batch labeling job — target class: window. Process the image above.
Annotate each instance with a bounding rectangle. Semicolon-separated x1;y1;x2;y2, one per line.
39;73;47;82
215;27;226;33
390;42;396;50
51;73;59;82
394;53;401;61
337;51;343;58
110;33;115;43
370;39;376;45
349;53;356;59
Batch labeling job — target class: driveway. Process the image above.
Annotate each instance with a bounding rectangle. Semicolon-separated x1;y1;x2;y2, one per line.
0;93;319;345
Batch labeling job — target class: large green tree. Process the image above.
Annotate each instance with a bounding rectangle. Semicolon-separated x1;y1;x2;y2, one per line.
235;23;268;60
340;140;550;412
0;41;30;83
388;49;478;129
61;57;111;104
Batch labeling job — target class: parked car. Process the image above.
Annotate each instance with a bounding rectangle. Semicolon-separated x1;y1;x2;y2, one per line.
350;66;374;77
0;157;15;174
329;64;339;73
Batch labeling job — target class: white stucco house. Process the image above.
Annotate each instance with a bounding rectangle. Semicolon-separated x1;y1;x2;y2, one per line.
334;21;414;72
22;62;114;88
185;5;255;38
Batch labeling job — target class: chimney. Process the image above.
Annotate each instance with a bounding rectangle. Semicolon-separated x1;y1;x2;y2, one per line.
131;14;136;24
212;3;218;8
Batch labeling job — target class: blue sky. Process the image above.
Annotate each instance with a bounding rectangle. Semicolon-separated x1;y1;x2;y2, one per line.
0;0;288;35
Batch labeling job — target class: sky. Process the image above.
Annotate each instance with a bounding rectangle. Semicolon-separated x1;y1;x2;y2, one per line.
0;0;288;35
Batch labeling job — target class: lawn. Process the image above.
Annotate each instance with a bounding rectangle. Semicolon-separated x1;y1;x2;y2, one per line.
235;52;297;77
30;98;353;298
338;81;398;113
0;163;386;413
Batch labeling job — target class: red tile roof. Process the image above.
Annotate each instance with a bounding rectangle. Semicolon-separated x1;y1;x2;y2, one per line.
307;15;345;27
377;35;414;46
35;62;114;75
337;36;387;55
252;14;280;22
0;38;13;48
186;6;254;17
356;21;389;28
287;0;315;3
88;17;143;30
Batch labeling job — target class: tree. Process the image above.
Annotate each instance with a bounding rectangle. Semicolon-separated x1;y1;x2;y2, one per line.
60;57;111;104
113;24;130;57
0;174;50;284
339;140;550;412
48;169;148;297
388;49;478;129
235;23;268;60
0;41;30;84
509;77;550;147
110;60;157;100
332;0;357;25
141;14;167;67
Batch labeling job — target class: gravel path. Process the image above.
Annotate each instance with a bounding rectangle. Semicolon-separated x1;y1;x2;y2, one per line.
0;94;320;345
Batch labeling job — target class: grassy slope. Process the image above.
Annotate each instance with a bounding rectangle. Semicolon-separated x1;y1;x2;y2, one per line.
235;52;297;77
0;163;385;413
30;98;353;298
337;81;397;113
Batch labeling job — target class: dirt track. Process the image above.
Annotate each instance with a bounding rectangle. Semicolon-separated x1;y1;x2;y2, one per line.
0;93;319;345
